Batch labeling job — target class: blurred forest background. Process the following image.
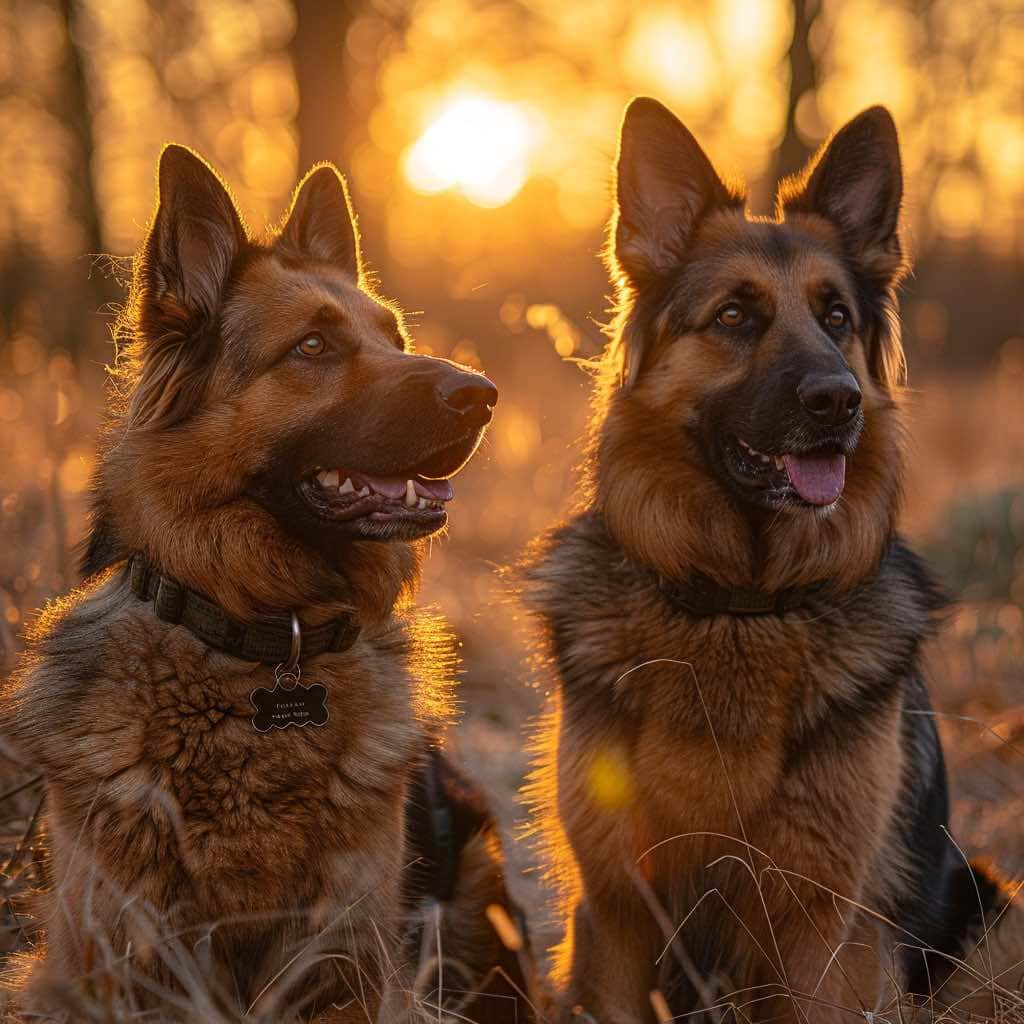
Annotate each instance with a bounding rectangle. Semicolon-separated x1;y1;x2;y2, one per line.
0;0;1022;956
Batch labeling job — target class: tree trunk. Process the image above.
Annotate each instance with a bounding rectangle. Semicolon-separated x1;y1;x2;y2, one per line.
293;1;359;174
57;0;114;359
58;0;104;259
775;0;820;186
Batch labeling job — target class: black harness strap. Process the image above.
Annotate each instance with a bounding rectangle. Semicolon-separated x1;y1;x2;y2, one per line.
128;554;360;663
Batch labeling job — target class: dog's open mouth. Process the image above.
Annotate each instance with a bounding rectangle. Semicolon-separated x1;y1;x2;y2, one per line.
298;467;453;537
284;429;488;542
726;436;847;507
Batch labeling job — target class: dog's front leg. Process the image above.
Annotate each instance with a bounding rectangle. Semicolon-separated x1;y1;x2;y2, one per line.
559;891;663;1024
751;893;858;1024
736;850;882;1024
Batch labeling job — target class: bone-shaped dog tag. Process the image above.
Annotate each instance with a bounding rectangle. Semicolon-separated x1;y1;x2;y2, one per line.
250;674;329;733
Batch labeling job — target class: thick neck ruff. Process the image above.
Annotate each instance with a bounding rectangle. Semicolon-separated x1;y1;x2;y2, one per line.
128;554;361;663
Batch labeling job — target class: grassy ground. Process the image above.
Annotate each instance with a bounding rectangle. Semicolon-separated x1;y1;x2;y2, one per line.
0;341;1022;1019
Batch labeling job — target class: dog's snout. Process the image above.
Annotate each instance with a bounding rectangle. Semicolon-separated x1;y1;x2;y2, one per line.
437;371;498;427
797;372;862;426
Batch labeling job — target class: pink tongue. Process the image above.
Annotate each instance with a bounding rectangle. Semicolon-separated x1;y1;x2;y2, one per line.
413;477;454;501
782;453;846;506
358;474;454;501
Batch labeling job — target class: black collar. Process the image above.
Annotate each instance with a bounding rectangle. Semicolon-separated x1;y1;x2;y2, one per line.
128;555;361;663
659;570;823;617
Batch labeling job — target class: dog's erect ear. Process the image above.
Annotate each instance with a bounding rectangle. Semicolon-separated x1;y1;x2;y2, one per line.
144;144;247;320
275;165;361;277
781;107;906;386
781;107;904;283
129;146;246;431
612;97;735;287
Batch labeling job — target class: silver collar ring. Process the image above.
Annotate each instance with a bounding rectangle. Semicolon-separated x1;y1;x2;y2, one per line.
275;612;303;685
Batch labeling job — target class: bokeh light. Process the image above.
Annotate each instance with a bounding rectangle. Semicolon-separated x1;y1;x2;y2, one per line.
403;91;542;207
622;10;715;107
0;1;1021;947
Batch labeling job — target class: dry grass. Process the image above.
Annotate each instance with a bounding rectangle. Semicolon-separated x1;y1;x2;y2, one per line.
0;334;1022;1020
0;854;537;1022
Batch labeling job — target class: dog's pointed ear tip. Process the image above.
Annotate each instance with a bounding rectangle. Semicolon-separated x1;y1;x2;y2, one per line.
158;143;213;179
298;162;351;194
622;96;668;120
620;96;685;135
844;105;900;142
156;143;232;203
859;104;896;125
158;142;197;165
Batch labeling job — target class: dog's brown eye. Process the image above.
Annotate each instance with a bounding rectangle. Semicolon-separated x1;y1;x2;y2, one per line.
825;305;850;330
295;334;325;356
716;304;746;328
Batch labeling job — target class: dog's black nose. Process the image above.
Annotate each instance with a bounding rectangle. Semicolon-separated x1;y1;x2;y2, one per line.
798;372;862;426
437;370;498;426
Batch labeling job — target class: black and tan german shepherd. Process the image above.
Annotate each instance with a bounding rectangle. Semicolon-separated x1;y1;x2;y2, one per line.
2;147;532;1021
524;99;1023;1022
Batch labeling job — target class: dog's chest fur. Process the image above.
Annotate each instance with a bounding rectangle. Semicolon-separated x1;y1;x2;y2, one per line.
5;572;436;942
527;514;938;896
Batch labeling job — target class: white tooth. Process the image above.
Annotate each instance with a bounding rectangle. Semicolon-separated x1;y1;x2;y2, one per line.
760;453;770;464
339;477;355;494
774;456;785;470
404;479;417;507
418;497;428;509
322;469;339;488
358;485;370;497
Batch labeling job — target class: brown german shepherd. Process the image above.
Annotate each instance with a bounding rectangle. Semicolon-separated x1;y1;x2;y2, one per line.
1;147;532;1021
524;99;1024;1022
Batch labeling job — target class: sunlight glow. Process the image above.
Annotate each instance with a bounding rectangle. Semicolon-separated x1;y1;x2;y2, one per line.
623;10;714;105
586;749;633;809
715;0;787;58
403;92;540;207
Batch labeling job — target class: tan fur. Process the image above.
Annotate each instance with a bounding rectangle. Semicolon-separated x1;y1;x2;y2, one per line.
522;102;964;1024
3;575;452;1019
593;207;905;595
104;256;420;626
0;149;498;1021
525;572;915;1023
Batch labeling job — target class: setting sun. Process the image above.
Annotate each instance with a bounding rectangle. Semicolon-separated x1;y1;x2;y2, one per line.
403;92;541;207
1;2;1023;1021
